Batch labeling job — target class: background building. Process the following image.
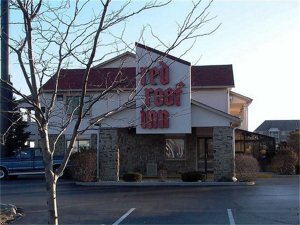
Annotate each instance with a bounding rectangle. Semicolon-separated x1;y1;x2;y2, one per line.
255;120;300;145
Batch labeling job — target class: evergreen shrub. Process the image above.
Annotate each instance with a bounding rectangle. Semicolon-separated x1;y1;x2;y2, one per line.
181;171;204;182
122;172;143;182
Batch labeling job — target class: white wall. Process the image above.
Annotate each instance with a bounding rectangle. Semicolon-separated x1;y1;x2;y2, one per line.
98;107;136;128
191;104;233;127
191;89;229;113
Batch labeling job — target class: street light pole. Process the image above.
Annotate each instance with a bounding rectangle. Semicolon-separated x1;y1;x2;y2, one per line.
1;0;12;157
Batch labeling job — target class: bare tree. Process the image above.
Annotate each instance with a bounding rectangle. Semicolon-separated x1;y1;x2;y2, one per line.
1;0;219;224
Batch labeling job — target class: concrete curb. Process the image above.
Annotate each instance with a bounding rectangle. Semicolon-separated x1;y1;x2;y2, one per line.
76;181;255;187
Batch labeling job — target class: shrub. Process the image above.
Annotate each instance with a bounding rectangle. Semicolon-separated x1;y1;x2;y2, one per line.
217;176;233;182
235;154;260;182
181;171;204;182
122;172;143;182
69;150;97;182
270;149;299;175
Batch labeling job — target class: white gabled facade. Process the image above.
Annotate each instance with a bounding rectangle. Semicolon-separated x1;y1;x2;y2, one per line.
18;47;251;155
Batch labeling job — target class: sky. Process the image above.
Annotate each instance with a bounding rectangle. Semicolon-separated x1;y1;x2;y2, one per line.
6;0;300;132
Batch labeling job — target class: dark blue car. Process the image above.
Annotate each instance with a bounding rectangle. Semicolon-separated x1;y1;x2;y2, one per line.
0;148;64;180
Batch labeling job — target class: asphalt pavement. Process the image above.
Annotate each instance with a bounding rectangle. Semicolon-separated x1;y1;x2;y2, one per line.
0;175;299;225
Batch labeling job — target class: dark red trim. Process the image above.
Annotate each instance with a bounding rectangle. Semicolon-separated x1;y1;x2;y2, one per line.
42;65;234;90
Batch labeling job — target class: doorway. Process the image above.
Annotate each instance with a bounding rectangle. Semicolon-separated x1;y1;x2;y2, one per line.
197;138;214;176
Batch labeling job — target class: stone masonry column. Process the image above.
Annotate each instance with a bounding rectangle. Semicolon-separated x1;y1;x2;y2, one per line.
99;128;120;181
213;127;235;181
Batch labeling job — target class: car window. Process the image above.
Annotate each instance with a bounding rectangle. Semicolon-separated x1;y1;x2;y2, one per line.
35;148;43;157
20;150;32;159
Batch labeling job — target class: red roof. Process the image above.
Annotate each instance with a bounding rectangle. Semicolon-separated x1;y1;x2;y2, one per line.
191;65;234;87
42;65;234;91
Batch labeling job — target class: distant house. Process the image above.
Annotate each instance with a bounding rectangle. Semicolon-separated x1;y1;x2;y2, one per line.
255;120;300;144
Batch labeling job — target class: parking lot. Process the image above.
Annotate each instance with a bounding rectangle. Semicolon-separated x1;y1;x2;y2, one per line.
1;176;299;224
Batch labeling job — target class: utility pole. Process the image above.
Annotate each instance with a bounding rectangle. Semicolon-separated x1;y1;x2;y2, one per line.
1;0;12;157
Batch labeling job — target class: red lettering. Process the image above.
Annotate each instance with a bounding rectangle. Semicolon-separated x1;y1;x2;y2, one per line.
150;67;159;85
145;88;154;106
148;110;158;129
175;82;185;106
159;110;169;128
154;88;164;106
140;107;146;128
159;61;169;85
176;81;185;88
164;88;174;106
175;87;182;106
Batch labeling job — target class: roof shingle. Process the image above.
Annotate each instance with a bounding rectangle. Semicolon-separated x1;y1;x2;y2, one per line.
42;65;234;91
255;120;300;131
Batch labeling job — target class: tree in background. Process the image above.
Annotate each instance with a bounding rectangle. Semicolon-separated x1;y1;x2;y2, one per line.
270;129;300;175
287;129;300;152
287;129;300;173
4;98;30;156
2;0;219;224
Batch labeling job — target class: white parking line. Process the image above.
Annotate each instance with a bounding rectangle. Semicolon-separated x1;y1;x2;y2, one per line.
112;208;135;225
227;209;236;225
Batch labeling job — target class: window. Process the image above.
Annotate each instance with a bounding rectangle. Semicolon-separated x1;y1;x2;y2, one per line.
165;138;185;160
19;108;36;122
29;109;35;122
25;140;35;148
66;96;90;115
20;108;28;122
67;140;90;152
18;149;32;159
35;148;43;157
269;128;280;143
57;94;63;101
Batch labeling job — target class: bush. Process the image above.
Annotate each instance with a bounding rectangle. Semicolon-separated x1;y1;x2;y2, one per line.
181;171;204;182
235;154;260;182
217;176;233;182
296;164;300;175
270;149;299;175
122;172;143;182
69;150;97;182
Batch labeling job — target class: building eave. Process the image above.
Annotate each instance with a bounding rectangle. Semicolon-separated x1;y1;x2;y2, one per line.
191;99;241;123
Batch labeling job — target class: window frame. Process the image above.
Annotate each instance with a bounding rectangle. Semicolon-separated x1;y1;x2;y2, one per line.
66;139;90;153
57;94;63;101
66;95;90;116
165;137;186;160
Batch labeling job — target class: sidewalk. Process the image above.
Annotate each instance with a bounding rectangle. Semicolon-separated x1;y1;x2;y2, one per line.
76;179;255;187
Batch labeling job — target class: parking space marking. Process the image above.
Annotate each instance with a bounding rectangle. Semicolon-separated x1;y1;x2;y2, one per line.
112;208;135;225
227;209;236;225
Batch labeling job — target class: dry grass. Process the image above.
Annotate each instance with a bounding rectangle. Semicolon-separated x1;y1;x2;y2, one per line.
0;204;16;225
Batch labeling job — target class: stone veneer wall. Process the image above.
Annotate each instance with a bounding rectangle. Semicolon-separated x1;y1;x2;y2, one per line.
49;134;65;156
118;129;165;175
91;134;97;150
213;126;235;181
99;128;198;179
99;128;119;181
99;127;235;181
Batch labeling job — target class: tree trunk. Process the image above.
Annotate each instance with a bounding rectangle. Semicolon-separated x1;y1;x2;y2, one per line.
45;168;59;225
